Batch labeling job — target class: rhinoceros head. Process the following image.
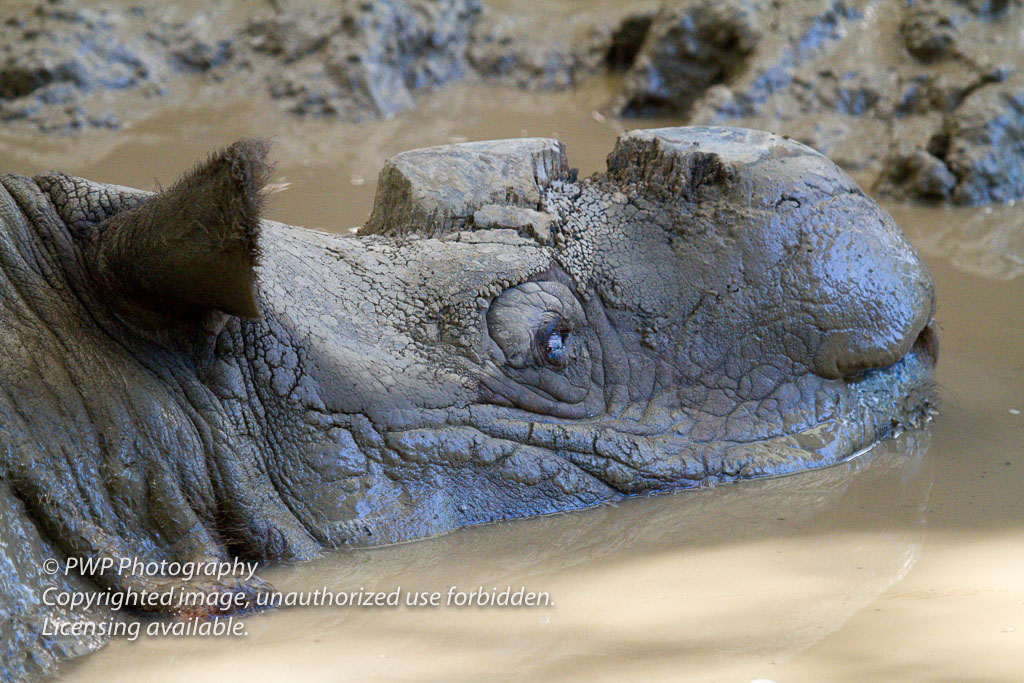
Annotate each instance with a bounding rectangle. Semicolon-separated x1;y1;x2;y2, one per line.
197;127;933;546
0;128;934;619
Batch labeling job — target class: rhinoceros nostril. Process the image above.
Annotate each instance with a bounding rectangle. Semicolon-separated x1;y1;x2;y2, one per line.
913;322;939;364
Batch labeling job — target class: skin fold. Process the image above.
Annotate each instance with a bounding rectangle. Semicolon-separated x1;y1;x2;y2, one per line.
0;127;936;677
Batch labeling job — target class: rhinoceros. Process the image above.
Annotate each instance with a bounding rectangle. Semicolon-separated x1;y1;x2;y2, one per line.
0;127;935;677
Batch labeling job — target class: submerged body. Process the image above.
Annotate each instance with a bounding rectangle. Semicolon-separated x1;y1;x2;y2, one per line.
0;127;935;677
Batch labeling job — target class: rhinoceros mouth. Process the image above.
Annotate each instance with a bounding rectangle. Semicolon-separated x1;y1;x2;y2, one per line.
550;344;934;494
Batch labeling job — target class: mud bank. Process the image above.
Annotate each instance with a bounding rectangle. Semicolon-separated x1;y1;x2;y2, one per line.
616;0;1024;206
0;0;482;128
0;0;648;129
3;0;1021;205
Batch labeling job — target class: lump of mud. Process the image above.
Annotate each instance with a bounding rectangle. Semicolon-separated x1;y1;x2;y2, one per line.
0;1;242;131
939;73;1024;204
467;13;592;91
0;3;163;131
244;0;480;120
875;148;959;200
616;0;762;117
151;17;233;73
616;0;859;121
466;5;628;91
900;3;962;63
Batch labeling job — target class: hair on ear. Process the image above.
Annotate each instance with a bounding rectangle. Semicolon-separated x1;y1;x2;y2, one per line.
87;138;272;320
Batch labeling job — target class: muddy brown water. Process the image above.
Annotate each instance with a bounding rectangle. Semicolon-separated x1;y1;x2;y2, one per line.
1;78;1022;681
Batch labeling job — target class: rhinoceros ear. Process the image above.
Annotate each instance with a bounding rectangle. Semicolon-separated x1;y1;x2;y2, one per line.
87;139;270;320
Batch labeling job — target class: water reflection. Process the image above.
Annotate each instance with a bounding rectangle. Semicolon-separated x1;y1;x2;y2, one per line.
887;201;1024;282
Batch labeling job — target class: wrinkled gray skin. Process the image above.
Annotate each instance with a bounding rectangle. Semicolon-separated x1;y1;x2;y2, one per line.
0;127;936;678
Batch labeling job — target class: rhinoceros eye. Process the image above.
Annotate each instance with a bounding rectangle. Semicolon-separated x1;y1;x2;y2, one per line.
541;324;571;368
485;280;592;407
486;281;587;372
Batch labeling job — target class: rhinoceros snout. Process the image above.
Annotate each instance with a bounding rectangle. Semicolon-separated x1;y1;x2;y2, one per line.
604;126;938;382
807;211;937;381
